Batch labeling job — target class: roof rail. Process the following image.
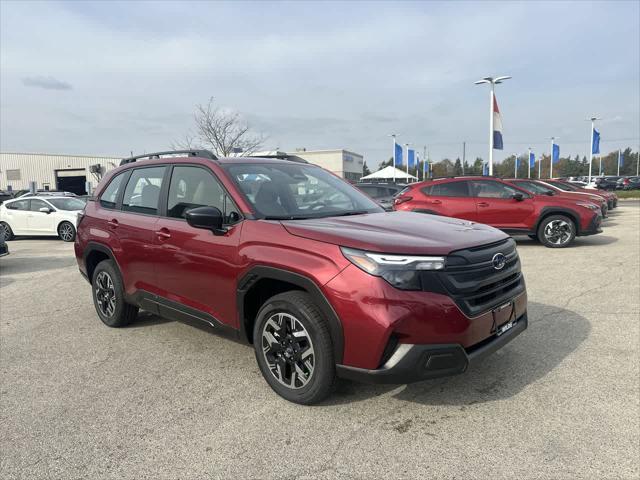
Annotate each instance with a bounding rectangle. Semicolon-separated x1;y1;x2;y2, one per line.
120;149;217;166
247;153;308;164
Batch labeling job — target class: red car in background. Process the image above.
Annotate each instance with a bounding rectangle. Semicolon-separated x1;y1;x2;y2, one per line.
504;179;608;218
394;176;602;248
547;180;617;209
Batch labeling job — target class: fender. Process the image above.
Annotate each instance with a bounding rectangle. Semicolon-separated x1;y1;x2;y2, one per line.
237;265;344;364
536;207;582;235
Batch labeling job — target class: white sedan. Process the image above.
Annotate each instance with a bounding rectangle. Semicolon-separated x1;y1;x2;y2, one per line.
0;196;86;242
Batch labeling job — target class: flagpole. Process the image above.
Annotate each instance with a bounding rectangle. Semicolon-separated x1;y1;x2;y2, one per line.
549;137;554;179
637;149;639;176
423;145;427;181
489;84;494;175
617;149;621;176
528;147;531;178
514;153;517;178
462;141;466;175
405;143;410;181
588;118;595;185
391;134;397;183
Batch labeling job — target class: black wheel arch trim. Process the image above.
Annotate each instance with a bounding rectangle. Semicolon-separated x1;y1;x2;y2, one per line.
412;209;440;215
237;265;344;364
535;207;582;235
83;241;121;284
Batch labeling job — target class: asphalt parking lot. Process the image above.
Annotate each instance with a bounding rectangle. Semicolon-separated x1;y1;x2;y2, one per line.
1;202;638;480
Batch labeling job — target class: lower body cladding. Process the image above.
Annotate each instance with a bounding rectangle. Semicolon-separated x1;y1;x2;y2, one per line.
324;263;528;384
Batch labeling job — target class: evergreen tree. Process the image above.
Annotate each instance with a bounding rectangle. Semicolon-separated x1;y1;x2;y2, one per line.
453;158;463;175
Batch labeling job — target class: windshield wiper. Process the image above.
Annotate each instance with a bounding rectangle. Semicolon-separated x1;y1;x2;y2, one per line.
263;215;312;220
320;211;370;218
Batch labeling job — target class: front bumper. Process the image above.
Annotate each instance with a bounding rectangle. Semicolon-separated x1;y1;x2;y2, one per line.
337;312;528;384
579;212;603;236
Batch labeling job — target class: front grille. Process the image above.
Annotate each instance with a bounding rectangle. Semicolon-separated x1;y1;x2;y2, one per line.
420;238;525;316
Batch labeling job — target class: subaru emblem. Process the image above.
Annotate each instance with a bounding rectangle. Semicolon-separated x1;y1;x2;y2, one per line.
492;253;506;270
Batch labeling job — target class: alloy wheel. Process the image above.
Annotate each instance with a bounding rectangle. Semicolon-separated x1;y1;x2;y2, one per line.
261;312;315;389
1;223;10;240
543;219;572;245
59;223;74;241
95;271;116;317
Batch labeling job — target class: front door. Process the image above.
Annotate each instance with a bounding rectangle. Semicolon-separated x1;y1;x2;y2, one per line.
471;180;535;230
423;180;477;221
27;199;56;233
153;165;244;329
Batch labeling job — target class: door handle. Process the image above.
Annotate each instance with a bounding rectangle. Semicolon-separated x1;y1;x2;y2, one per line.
430;200;442;205
477;202;490;207
155;228;171;240
107;219;119;228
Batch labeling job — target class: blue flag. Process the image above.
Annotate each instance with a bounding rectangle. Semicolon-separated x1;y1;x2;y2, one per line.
552;143;560;164
394;142;403;166
529;152;535;168
408;149;415;168
619;150;624;167
515;156;520;169
592;129;600;154
483;162;489;176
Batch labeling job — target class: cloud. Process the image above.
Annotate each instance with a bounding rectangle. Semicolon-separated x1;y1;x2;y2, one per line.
21;76;72;91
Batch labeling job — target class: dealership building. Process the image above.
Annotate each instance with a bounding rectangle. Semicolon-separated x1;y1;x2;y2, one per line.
0;148;365;195
0;152;120;195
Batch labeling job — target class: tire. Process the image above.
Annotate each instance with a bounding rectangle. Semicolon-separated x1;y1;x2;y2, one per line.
0;222;14;241
91;260;138;327
58;221;76;242
253;291;335;405
537;215;576;248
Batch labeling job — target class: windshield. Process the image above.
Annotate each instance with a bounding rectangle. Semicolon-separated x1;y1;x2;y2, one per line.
224;163;382;219
547;181;573;191
47;198;86;211
515;182;554;194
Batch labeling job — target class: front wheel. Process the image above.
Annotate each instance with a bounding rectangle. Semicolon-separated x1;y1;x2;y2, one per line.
58;221;76;242
537;215;576;248
253;291;335;405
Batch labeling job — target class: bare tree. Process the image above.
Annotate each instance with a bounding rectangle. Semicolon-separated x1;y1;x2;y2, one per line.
173;98;266;156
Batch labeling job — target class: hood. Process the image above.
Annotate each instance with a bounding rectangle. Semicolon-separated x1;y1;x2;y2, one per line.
281;211;508;255
551;191;603;204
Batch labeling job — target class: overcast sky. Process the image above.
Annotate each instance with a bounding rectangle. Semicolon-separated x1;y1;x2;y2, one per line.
1;0;638;167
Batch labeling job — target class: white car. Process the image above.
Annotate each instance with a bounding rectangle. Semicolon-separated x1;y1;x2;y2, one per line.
0;196;85;242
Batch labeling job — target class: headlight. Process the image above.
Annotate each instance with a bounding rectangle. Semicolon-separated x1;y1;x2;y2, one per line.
340;247;445;290
576;202;599;211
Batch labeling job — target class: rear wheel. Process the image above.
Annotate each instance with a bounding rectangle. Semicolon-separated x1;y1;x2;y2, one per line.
537;215;576;248
58;221;76;242
253;291;335;405
91;260;138;327
0;222;14;241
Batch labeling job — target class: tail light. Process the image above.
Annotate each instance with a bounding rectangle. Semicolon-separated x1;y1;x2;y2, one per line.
394;196;413;206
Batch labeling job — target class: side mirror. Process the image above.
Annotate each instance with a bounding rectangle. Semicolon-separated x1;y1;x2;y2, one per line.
39;207;52;214
512;192;525;201
545;190;555;196
185;206;227;235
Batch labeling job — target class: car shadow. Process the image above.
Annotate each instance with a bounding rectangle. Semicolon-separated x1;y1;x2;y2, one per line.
324;301;590;406
575;235;618;246
0;255;76;276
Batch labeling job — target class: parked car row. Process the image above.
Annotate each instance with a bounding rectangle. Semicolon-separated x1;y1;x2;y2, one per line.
391;176;614;248
563;175;640;191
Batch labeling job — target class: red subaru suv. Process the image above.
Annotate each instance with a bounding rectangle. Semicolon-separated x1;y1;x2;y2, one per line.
393;176;602;248
75;151;527;404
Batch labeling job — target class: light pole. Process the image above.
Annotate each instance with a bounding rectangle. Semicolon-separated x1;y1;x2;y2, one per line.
475;75;511;176
587;117;600;185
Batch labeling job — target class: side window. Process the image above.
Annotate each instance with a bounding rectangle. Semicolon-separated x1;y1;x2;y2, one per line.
472;181;519;199
431;181;469;197
6;199;30;210
122;167;166;215
167;166;240;222
30;199;50;212
100;172;126;209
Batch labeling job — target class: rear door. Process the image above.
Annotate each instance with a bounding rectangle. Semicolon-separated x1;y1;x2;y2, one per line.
111;166;166;296
2;199;31;234
152;164;244;329
420;180;477;220
471;180;535;230
27;199;57;233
